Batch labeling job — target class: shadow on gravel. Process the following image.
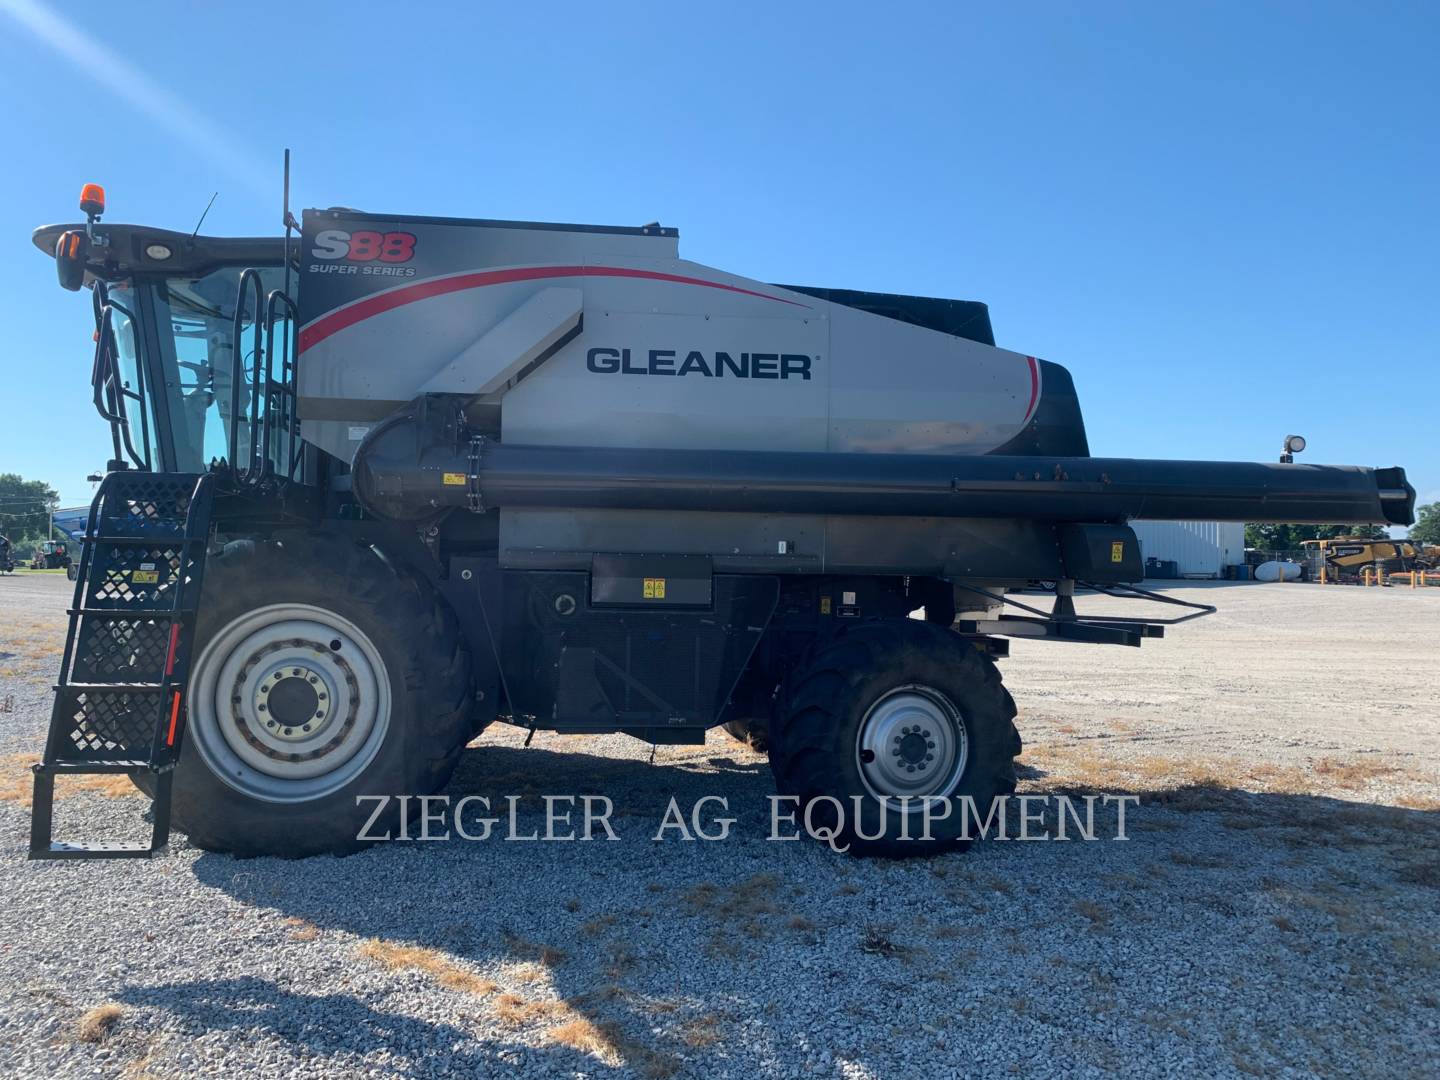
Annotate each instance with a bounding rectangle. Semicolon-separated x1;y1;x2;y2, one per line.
112;976;529;1077
183;740;791;1076
178;737;1440;1077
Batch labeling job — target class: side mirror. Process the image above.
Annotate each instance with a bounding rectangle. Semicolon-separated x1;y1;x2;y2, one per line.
55;229;89;291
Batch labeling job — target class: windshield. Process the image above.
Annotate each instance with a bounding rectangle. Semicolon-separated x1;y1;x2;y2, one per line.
146;265;293;473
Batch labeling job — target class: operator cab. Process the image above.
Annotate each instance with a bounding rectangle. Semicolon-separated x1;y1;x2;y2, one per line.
34;185;290;477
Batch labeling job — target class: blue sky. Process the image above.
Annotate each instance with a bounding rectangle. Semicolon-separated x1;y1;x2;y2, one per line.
1;1;1435;519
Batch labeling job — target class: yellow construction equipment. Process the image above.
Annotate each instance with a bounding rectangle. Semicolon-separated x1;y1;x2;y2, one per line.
1304;537;1437;584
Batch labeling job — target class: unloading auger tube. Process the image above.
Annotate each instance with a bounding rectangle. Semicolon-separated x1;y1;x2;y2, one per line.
352;401;1415;526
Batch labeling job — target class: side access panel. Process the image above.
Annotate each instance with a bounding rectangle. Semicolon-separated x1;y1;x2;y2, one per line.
497;567;778;738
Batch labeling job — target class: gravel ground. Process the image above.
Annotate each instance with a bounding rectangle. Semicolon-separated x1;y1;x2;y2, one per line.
0;573;1437;1079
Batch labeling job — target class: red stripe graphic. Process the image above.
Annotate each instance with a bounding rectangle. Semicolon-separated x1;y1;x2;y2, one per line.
1024;355;1040;422
299;265;808;352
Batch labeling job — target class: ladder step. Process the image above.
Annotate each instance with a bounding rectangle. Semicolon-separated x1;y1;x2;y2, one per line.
58;682;169;695
29;764;175;859
32;841;156;861
34;760;157;775
87;534;197;544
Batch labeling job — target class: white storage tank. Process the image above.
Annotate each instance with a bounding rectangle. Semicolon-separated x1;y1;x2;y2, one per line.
1132;521;1245;579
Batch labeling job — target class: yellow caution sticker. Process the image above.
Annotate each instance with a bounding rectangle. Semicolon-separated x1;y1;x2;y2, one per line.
820;596;832;615
131;570;159;584
642;577;666;599
442;472;466;486
1111;541;1125;563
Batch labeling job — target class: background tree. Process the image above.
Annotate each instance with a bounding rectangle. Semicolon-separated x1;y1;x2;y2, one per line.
0;473;60;550
1244;522;1388;551
1410;502;1440;546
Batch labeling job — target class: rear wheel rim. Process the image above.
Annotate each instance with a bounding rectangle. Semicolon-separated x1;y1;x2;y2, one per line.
189;603;391;803
855;684;968;802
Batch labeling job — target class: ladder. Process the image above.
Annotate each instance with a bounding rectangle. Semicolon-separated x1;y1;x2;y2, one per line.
29;472;214;859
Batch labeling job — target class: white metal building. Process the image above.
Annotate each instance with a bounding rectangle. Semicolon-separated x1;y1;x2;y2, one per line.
1131;521;1245;579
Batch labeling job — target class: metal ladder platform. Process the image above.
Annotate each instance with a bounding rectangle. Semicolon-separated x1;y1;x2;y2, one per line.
29;472;214;859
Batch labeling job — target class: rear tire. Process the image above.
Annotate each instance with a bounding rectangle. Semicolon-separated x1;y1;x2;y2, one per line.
768;621;1020;857
141;536;474;857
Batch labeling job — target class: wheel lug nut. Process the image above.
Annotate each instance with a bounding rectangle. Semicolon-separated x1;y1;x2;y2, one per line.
303;724;312;732
258;704;267;712
927;741;936;749
906;765;916;773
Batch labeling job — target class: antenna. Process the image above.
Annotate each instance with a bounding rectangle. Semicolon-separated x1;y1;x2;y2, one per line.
189;191;218;241
282;149;295;300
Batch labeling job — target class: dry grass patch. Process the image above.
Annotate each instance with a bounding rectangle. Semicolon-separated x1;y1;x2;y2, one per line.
1074;900;1109;928
1395;793;1440;811
682;873;781;922
1395;859;1440;889
1024;743;1438;815
859;924;913;959
681;1014;721;1048
498;988;680;1079
1313;757;1400;785
581;914;619;937
547;1013;688;1077
356;939;497;996
0;755;34;805
1170;850;1232;869
504;934;567;967
76;1003;123;1043
494;992;568;1027
0;754;144;807
602;942;637;979
549;1016;621;1058
283;917;320;942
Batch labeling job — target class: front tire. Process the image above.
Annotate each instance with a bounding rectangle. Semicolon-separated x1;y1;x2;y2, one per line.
151;536;474;857
769;621;1020;857
722;716;771;752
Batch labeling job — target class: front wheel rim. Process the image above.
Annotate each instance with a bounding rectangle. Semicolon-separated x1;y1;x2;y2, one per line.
189;603;391;803
855;685;969;802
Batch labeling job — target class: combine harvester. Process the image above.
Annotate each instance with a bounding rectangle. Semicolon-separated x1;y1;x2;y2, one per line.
27;178;1414;858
